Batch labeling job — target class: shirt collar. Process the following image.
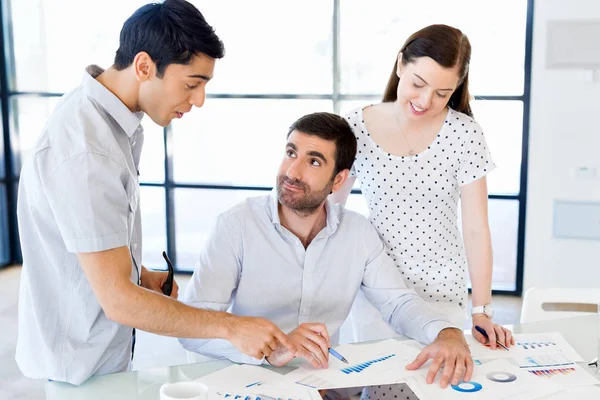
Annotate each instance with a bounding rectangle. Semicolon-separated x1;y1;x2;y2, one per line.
82;65;143;137
268;188;341;235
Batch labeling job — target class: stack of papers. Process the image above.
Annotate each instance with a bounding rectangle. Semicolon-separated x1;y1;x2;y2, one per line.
459;332;600;399
187;332;598;400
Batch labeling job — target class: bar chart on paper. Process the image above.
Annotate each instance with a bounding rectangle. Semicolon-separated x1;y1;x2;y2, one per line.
216;392;264;400
285;340;421;389
341;354;396;375
516;340;556;350
525;364;600;387
528;367;575;378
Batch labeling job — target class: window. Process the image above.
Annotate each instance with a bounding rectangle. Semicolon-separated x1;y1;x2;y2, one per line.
3;0;532;293
0;4;10;266
0;184;9;266
0;109;8;265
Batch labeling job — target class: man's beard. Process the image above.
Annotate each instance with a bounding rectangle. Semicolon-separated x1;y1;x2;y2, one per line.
276;175;333;214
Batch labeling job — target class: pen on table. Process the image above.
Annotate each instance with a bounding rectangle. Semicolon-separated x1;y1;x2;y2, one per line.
475;325;509;351
329;347;349;364
161;251;175;296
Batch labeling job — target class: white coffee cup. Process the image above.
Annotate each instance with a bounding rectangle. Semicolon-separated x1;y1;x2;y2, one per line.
159;381;208;400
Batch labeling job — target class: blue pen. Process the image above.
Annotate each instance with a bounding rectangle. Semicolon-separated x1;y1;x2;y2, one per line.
475;325;509;351
329;347;349;364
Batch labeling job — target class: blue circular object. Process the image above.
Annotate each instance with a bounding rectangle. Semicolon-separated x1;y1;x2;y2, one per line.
451;381;483;393
486;371;517;383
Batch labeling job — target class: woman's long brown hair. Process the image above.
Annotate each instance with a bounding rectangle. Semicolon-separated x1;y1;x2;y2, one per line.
383;24;473;117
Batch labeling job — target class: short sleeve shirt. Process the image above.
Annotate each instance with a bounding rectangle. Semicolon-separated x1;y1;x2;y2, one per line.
16;65;144;385
346;106;495;307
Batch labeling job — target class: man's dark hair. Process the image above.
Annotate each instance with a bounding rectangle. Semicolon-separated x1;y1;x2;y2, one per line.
114;0;225;77
287;112;357;175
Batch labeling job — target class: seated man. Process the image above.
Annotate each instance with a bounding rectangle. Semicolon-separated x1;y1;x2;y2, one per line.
179;112;473;388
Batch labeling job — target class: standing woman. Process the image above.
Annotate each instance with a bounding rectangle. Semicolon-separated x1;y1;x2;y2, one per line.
333;24;514;349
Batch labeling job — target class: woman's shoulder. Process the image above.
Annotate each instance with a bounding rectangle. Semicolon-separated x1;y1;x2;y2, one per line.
446;107;484;130
344;104;384;138
344;103;381;123
444;107;484;141
446;107;477;125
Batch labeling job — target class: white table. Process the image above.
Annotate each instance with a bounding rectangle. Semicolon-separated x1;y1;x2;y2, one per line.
45;315;600;399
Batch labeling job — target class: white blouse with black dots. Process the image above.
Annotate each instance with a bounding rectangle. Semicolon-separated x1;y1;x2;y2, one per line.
346;106;496;310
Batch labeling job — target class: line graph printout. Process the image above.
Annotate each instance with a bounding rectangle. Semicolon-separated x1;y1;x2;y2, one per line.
517;353;573;368
294;374;335;389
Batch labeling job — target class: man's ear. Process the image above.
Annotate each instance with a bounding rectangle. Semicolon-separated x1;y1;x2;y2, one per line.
331;169;349;194
133;51;156;83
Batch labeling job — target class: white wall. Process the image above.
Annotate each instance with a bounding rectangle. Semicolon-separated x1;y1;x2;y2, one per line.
524;0;600;291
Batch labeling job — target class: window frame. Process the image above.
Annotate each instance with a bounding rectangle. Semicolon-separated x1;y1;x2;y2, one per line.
0;0;534;296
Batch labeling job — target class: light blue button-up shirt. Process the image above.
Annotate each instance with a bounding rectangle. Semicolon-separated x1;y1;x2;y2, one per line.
179;191;455;364
16;65;144;385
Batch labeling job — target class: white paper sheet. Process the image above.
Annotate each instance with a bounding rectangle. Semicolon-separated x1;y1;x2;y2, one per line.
284;339;421;389
537;384;600;399
197;364;321;400
404;358;565;400
466;332;584;366
524;363;599;387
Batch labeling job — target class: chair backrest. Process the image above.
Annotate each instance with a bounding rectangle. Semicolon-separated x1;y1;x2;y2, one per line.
520;287;600;323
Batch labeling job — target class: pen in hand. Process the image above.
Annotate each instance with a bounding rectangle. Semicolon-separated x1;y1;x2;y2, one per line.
329;347;349;364
475;325;509;351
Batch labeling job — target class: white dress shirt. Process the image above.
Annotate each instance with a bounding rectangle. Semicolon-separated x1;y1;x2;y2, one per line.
179;191;456;364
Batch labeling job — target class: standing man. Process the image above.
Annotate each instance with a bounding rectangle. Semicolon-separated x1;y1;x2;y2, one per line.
16;0;293;385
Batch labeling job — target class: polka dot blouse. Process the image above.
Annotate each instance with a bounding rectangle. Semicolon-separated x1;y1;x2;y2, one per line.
346;106;496;308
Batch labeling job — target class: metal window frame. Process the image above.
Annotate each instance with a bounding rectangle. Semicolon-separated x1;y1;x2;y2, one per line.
0;0;17;268
0;0;534;297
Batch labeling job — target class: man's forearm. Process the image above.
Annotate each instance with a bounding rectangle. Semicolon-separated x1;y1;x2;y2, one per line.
179;337;264;365
386;292;455;344
107;280;235;340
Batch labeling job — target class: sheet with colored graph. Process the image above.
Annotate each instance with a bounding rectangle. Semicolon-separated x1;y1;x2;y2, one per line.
525;364;599;387
285;339;421;389
404;358;565;400
466;332;584;367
